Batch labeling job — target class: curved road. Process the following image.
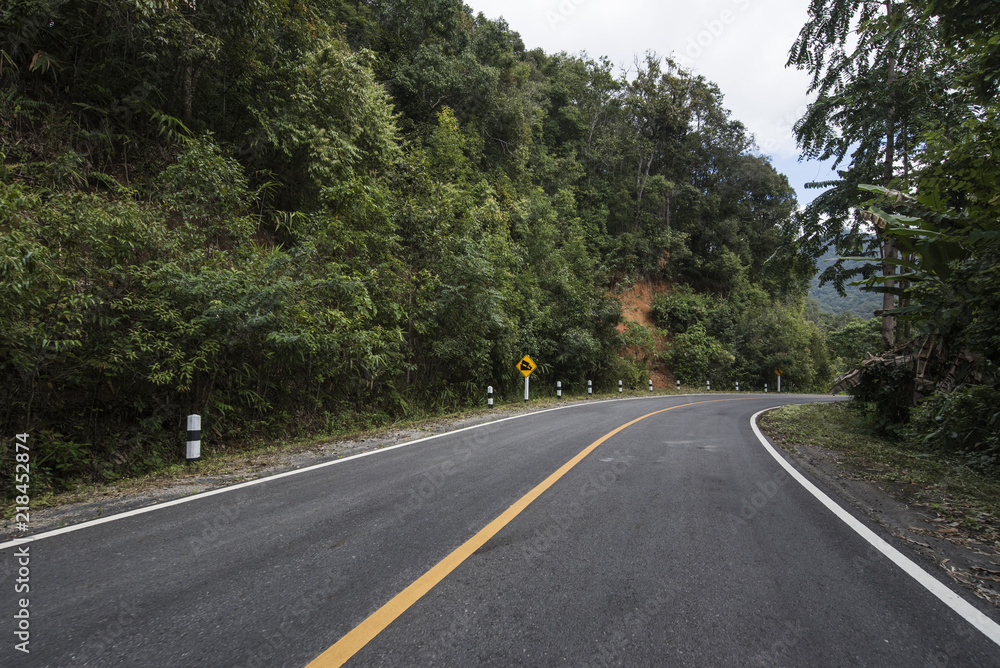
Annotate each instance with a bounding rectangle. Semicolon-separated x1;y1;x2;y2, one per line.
3;394;999;666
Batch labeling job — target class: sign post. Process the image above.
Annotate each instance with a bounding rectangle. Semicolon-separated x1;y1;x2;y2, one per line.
517;355;537;402
775;368;783;393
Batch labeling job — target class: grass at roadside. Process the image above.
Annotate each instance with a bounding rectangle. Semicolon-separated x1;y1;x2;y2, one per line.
761;402;1000;538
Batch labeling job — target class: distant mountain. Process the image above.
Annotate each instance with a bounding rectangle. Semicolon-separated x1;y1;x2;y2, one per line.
809;250;883;317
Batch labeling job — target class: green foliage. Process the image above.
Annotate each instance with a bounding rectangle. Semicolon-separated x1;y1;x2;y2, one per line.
666;323;734;384
787;0;957;346
650;285;714;334
849;359;916;437
909;386;1000;471
786;2;1000;466
158;135;258;239
651;282;833;391
618;321;659;371
809;247;883;317
827;318;884;370
721;294;831;392
1;0;824;496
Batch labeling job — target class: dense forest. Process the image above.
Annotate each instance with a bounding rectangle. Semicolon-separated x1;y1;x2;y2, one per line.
1;0;993;493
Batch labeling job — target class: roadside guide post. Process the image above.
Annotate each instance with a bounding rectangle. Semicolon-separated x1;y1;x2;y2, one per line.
776;368;783;393
186;414;201;464
487;385;494;409
588;379;593;397
556;381;562;399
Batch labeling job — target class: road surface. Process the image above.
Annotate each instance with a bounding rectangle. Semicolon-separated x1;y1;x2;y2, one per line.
3;394;999;666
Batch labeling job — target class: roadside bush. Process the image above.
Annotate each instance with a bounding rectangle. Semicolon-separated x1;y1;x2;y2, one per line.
650;285;714;334
849;359;916;437
667;323;734;384
827;318;883;373
602;353;648;392
908;385;1000;471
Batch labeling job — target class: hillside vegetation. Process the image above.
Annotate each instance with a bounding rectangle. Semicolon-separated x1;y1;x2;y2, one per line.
809;248;882;318
1;0;833;493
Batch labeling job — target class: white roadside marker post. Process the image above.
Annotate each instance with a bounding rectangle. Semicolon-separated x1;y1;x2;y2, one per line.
618;380;623;394
588;379;593;397
487;386;494;409
186;414;201;464
556;381;562;399
649;379;653;392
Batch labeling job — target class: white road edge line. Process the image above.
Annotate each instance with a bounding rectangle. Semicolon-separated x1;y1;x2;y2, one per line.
0;392;710;550
751;406;1000;649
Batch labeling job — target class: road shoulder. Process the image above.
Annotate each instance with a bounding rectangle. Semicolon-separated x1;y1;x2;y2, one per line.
760;403;1000;613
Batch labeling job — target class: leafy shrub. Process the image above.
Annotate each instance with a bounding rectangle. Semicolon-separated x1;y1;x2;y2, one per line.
849;359;916;437
650;285;715;334
827;318;883;371
667;323;734;383
908;385;1000;470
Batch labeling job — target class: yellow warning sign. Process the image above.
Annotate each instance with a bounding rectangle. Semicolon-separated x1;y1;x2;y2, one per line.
517;355;537;378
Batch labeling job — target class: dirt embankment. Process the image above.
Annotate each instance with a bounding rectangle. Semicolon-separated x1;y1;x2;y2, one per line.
614;280;675;388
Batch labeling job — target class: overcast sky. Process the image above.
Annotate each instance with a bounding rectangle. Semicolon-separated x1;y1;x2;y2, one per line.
463;0;839;205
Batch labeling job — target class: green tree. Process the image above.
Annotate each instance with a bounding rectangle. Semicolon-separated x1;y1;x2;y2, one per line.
788;0;951;346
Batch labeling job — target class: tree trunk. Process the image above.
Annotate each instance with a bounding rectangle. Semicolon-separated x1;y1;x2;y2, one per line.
881;0;897;348
881;236;897;347
183;64;193;126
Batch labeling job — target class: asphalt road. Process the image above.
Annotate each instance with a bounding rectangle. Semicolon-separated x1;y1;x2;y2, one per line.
3;394;1000;667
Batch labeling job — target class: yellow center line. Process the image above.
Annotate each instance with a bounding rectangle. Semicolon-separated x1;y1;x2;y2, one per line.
306;398;746;667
